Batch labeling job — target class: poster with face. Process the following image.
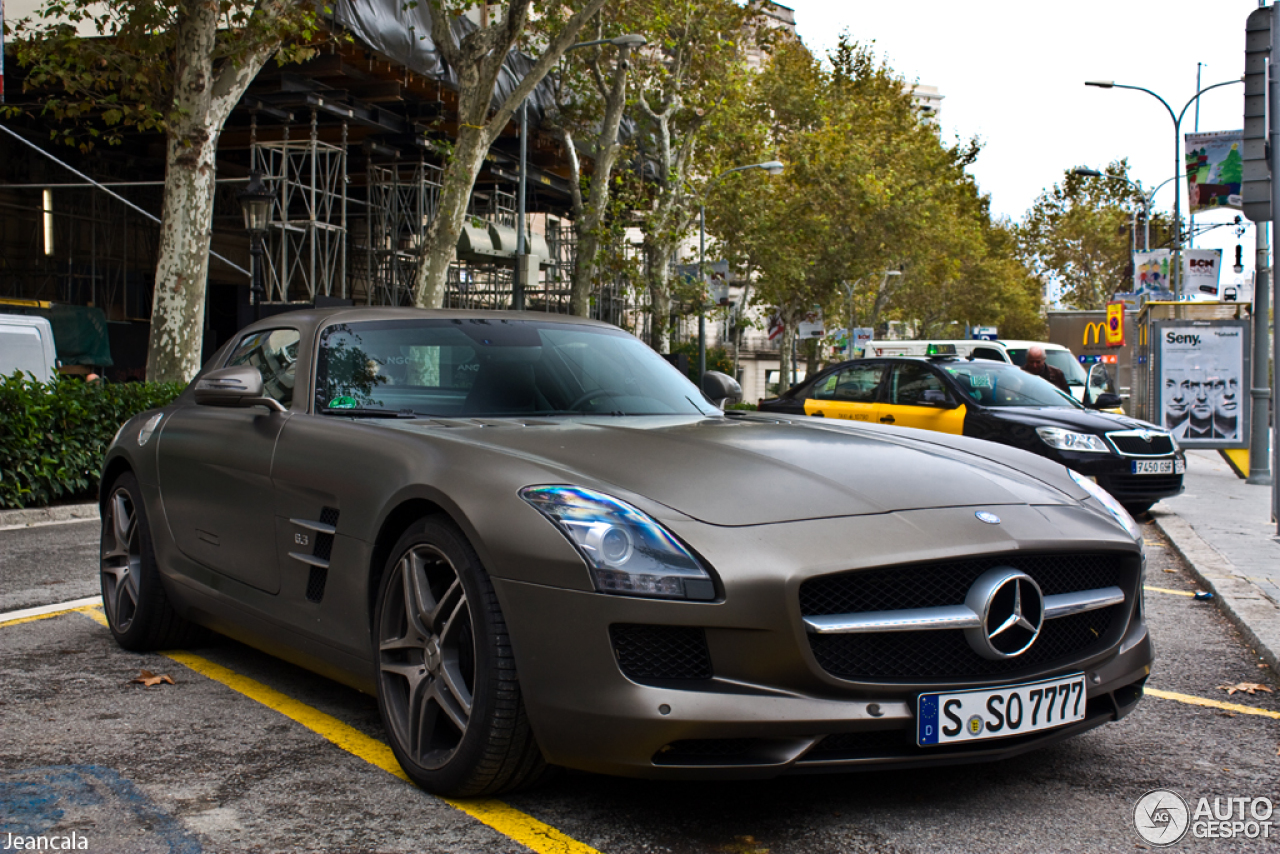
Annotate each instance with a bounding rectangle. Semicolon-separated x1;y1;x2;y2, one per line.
1156;322;1246;447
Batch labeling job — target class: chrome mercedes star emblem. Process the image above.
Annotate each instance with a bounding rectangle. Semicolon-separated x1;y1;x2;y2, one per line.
975;511;1001;525
963;567;1045;660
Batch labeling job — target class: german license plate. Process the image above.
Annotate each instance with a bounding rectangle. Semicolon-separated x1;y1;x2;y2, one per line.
1132;459;1173;474
917;674;1086;746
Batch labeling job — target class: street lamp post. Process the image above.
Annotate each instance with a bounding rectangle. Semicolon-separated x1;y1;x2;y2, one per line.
238;170;274;322
697;160;785;377
512;34;647;311
1084;78;1243;299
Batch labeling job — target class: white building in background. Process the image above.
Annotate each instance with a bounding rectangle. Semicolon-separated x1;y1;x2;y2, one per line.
910;85;945;120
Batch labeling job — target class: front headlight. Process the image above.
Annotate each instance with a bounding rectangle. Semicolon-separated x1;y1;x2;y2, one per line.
1036;427;1110;453
1068;468;1141;541
520;486;716;601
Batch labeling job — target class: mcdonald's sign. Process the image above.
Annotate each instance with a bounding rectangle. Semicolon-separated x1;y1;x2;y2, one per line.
1082;322;1106;346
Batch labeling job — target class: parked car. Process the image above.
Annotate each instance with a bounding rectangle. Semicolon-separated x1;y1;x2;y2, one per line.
759;355;1183;514
0;314;58;383
100;309;1151;796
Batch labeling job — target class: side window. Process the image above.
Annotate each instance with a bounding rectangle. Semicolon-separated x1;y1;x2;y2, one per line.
813;363;886;402
226;328;301;407
889;364;948;407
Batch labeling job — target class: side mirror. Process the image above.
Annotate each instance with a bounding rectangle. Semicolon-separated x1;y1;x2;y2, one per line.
701;370;743;409
1088;392;1123;410
194;366;286;412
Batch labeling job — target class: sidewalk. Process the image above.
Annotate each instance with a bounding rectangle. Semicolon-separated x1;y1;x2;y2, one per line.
1151;448;1280;672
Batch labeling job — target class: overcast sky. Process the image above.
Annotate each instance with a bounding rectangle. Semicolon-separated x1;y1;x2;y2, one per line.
786;0;1264;291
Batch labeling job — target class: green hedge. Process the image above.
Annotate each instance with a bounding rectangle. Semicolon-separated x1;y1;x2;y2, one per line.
0;373;184;509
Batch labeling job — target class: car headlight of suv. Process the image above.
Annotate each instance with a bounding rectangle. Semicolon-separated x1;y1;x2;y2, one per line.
1036;427;1109;453
1068;468;1142;541
520;486;716;601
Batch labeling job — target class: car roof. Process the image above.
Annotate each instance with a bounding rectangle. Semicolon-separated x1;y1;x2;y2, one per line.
234;307;622;338
999;340;1070;351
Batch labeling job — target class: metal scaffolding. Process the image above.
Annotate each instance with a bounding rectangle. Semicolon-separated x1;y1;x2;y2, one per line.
252;111;349;303
354;157;443;306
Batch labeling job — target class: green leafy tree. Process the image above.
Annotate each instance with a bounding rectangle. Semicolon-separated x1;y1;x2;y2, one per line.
8;0;328;383
1017;161;1174;310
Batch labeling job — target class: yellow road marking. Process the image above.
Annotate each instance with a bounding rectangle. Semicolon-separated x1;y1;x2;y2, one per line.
0;604;103;629
80;608;599;854
1144;585;1195;597
1146;687;1280;720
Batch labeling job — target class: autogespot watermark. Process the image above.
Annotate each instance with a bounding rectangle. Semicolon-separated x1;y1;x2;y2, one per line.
1134;789;1275;845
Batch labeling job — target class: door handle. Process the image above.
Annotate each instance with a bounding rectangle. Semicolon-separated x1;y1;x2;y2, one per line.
880;414;895;424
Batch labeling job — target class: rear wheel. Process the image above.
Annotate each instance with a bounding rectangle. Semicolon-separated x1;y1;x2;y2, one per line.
100;472;202;650
374;516;547;796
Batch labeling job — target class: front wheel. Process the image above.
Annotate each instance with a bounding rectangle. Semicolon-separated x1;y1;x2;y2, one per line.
374;516;547;796
100;471;202;650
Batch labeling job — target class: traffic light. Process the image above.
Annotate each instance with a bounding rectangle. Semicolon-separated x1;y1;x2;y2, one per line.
1243;7;1271;222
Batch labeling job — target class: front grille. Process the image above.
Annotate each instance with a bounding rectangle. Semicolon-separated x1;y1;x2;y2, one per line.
1097;473;1183;498
800;553;1127;616
1106;432;1175;456
610;624;712;682
800;553;1132;682
657;739;753;759
809;607;1118;681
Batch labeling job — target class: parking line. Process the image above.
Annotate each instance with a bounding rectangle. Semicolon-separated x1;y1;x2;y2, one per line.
1144;585;1195;597
78;608;601;854
0;596;102;628
1146;687;1280;720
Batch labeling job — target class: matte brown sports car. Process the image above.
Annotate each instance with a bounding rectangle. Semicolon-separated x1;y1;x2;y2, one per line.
99;308;1152;796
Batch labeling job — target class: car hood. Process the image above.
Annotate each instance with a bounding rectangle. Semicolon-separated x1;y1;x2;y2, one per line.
981;406;1163;435
383;415;1076;526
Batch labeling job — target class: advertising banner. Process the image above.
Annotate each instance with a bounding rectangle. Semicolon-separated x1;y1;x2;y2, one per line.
1133;250;1173;300
1155;320;1249;447
1182;248;1223;298
1105;302;1125;347
1183;130;1244;213
797;308;824;339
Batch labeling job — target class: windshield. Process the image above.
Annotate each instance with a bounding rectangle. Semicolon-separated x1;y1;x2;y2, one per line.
1006;347;1088;386
314;318;718;417
941;362;1083;409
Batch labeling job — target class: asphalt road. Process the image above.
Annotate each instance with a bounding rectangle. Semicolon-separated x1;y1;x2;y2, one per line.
1;516;1277;853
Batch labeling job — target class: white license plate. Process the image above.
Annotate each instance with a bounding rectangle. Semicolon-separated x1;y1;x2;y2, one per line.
917;674;1086;746
1132;459;1174;474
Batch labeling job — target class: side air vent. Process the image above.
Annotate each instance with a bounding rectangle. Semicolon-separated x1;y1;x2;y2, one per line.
292;508;340;603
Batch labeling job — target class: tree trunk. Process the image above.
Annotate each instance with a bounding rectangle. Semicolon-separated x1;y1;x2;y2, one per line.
412;125;490;308
570;51;632;317
147;134;220;382
644;237;675;352
145;0;287;382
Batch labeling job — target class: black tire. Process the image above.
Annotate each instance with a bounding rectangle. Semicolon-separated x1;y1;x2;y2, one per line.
100;471;203;650
1123;501;1155;517
374;516;547;797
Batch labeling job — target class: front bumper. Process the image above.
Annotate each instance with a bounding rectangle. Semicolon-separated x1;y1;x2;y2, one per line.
492;504;1152;779
1056;451;1185;504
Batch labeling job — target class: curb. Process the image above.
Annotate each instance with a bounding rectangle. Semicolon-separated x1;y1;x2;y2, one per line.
1152;509;1280;674
0;502;99;529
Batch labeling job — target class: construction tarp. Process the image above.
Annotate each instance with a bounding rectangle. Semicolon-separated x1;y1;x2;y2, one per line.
332;0;558;122
0;305;113;367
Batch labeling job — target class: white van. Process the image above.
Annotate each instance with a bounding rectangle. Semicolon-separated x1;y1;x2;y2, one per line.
0;315;58;383
861;339;1012;363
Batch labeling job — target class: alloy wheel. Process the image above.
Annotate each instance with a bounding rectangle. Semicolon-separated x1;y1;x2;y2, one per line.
378;544;476;770
100;488;141;632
